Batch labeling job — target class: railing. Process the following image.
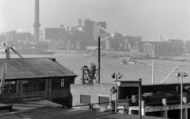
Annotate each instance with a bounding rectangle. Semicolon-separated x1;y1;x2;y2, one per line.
72;101;111;111
145;100;180;106
73;99;183;109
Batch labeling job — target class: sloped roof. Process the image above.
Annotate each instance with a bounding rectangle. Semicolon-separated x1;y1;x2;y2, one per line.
0;58;76;80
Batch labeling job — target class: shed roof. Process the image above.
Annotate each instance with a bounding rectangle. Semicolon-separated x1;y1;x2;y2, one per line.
0;58;76;80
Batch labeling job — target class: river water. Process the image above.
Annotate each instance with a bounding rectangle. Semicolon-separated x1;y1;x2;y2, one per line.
2;51;190;85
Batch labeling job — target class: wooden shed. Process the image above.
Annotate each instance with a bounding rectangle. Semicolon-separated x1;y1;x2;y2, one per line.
0;58;77;108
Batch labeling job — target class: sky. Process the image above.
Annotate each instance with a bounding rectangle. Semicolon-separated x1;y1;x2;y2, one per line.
0;0;190;41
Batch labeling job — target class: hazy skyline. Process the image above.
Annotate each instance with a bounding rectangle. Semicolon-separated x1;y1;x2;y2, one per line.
0;0;190;41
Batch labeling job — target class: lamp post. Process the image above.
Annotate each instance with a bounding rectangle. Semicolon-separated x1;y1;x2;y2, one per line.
180;75;183;119
115;79;120;113
177;72;188;119
112;72;123;113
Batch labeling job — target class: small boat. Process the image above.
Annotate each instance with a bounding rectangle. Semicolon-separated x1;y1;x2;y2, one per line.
122;57;136;65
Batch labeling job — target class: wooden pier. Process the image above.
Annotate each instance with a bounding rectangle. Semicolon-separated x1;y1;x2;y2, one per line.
129;101;190;119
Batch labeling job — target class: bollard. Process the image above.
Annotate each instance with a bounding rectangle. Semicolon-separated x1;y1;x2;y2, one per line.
162;98;167;119
162;98;167;106
141;100;145;116
183;97;188;119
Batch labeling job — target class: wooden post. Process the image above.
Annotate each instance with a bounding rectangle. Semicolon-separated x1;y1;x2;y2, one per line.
45;78;49;99
139;78;142;119
98;36;101;83
16;80;20;97
81;67;84;84
115;75;118;113
183;97;188;119
184;108;188;119
141;100;145;116
162;98;168;119
48;79;52;100
180;76;183;119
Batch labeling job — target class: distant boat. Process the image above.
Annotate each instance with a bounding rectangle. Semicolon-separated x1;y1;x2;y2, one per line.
121;57;149;65
122;57;136;65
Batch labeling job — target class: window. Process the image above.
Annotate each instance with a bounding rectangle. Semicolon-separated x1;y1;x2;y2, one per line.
23;79;45;92
98;96;109;105
52;78;65;89
61;79;64;87
4;81;16;94
80;94;91;104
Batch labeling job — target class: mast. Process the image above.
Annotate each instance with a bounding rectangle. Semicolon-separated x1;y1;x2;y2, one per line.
151;44;155;84
33;0;40;41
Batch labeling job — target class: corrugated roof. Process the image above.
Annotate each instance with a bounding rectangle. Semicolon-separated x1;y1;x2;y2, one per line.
0;58;76;80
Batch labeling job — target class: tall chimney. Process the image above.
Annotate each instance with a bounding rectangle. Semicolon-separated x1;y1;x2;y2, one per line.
78;19;82;26
33;0;40;41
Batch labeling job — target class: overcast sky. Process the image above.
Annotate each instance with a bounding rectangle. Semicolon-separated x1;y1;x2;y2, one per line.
0;0;190;41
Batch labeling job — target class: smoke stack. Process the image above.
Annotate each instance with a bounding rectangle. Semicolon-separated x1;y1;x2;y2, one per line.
33;0;40;41
78;19;82;26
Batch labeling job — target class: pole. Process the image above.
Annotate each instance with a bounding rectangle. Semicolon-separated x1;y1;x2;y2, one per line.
0;60;7;94
81;67;84;84
34;0;40;41
180;76;183;119
151;44;155;84
98;36;101;83
139;78;142;119
115;75;118;113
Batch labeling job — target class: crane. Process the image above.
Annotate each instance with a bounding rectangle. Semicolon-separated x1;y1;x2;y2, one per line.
0;60;7;95
2;43;23;58
97;24;114;37
0;43;23;95
96;24;115;51
160;66;178;84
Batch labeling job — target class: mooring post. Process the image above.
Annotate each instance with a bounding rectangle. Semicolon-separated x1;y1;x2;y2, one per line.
183;97;188;119
141;100;145;116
